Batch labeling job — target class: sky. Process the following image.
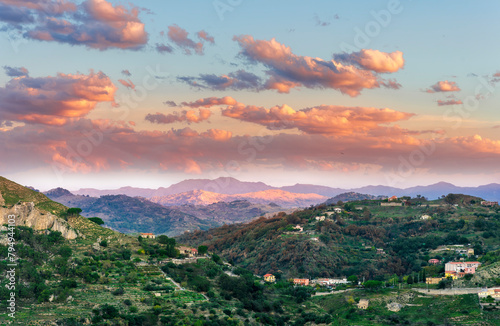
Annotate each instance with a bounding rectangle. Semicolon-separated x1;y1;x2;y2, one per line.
0;0;500;191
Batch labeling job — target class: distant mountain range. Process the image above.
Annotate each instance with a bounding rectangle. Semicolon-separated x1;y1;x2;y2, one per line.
44;188;289;235
72;177;500;201
149;189;327;208
44;189;215;236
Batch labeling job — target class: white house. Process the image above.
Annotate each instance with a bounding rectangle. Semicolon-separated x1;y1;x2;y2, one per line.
478;288;500;299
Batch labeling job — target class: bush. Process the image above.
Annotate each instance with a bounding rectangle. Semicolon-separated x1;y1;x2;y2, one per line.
112;287;125;296
88;217;104;225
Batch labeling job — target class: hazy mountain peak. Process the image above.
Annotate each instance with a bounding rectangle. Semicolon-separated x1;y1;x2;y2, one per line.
45;187;74;198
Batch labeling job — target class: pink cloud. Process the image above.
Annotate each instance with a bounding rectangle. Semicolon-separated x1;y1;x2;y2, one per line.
426;80;461;93
167;24;204;55
197;30;215;44
437;99;463;106
2;117;500;178
180;96;239;108
145;109;211;124
0;0;77;14
221;103;414;135
4;0;148;50
0;69;116;125
118;79;135;89
232;35;402;96
201;129;232;141
334;49;404;73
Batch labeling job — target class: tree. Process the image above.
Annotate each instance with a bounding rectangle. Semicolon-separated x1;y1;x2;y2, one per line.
88;217;104;225
198;245;208;255
158;235;170;244
407;275;414;285
363;280;383;289
212;254;222;264
59;246;72;259
67;208;82;217
347;275;358;285
362;208;371;221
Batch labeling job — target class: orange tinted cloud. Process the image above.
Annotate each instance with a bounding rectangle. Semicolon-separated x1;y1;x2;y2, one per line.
2;118;500;177
8;0;149;50
221;102;414;135
118;79;135;89
167;24;204;55
201;129;232;141
180;96;239;108
334;49;405;73
232;35;402;96
0;70;116;125
145;109;211;124
437;99;463;106
426;80;461;93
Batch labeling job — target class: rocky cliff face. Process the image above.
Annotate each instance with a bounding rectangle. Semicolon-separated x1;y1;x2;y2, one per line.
0;202;78;239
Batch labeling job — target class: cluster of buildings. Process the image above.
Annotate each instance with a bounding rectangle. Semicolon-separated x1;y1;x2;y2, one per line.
444;261;481;279
178;246;198;257
432;245;475;257
481;201;498;207
478;288;500;300
262;274;349;287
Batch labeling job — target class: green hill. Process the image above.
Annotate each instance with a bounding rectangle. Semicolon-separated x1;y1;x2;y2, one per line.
178;198;500;280
1;179;499;325
0;176;67;215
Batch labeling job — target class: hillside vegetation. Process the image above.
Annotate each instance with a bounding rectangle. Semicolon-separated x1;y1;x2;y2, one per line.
1;179;499;325
179;195;500;282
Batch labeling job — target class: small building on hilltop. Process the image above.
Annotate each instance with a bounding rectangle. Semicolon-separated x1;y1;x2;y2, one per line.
358;299;369;309
263;274;276;283
140;233;156;239
178;246;198;257
293;279;310;286
478;288;500;300
481;201;498;207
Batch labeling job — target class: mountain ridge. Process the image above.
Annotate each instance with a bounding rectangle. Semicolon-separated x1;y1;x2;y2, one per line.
149;189;328;208
71;178;500;202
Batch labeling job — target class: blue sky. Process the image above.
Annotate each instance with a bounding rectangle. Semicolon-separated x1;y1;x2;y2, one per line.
0;0;499;190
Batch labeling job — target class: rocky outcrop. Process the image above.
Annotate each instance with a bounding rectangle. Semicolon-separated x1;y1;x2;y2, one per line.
0;202;78;239
0;191;4;206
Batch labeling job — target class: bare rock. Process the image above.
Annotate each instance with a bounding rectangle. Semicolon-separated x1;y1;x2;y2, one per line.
0;202;79;239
